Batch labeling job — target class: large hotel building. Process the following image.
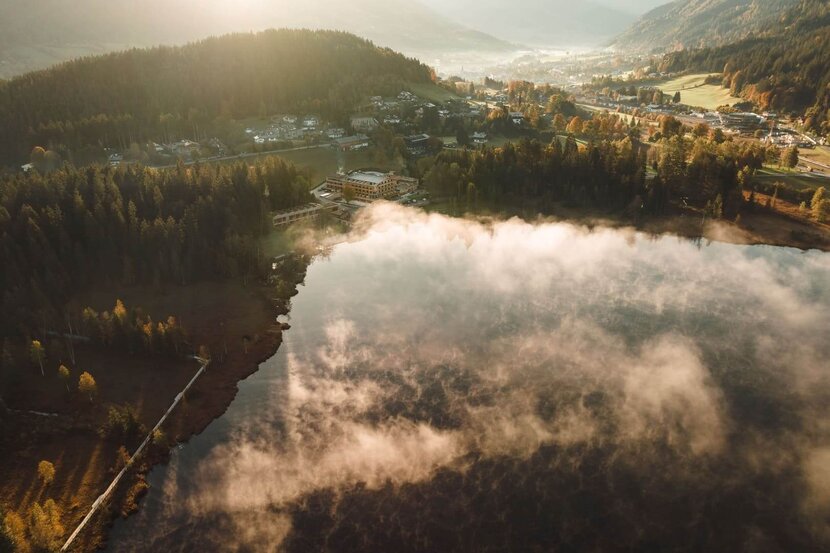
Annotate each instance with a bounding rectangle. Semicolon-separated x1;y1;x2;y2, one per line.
325;171;418;201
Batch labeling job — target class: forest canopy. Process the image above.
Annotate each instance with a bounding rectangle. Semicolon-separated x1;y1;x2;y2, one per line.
0;157;312;338
0;29;432;165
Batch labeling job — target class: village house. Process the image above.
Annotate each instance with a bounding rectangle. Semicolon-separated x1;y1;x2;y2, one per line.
333;134;370;151
405;133;431;156
351;116;379;133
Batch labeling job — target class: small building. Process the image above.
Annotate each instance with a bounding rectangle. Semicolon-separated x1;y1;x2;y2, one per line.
327;128;346;139
405;133;431;156
393;174;419;195
272;203;338;227
334;134;370;151
351;116;379;133
472;132;488;144
509;112;525;125
720;112;765;131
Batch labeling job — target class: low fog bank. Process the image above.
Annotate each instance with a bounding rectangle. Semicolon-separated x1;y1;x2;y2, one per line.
122;205;830;551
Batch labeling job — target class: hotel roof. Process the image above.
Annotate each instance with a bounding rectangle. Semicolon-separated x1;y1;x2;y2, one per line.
348;171;389;185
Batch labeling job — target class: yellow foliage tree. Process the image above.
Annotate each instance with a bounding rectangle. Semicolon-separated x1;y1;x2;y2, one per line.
28;500;64;553
37;461;55;486
78;371;97;402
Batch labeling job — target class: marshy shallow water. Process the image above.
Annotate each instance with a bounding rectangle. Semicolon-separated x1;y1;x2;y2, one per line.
108;205;830;552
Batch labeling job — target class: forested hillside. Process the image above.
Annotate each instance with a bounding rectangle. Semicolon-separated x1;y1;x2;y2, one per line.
613;0;801;52
0;0;510;79
659;0;830;135
0;157;311;338
0;29;432;165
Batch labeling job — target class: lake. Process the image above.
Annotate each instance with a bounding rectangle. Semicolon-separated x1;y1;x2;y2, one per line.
108;204;830;552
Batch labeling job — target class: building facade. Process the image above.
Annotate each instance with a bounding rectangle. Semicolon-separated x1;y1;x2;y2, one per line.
326;171;419;201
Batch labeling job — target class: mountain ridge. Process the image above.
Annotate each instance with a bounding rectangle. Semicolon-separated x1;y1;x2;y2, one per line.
612;0;802;52
0;0;514;79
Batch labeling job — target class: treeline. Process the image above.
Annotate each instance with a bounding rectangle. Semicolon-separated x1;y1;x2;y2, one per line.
417;137;648;210
417;134;770;218
0;156;312;338
659;0;830;135
81;300;186;357
0;29;432;164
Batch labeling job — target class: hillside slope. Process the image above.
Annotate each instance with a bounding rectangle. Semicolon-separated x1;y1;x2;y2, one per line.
0;29;432;163
418;0;637;47
0;0;512;79
658;0;830;134
613;0;801;52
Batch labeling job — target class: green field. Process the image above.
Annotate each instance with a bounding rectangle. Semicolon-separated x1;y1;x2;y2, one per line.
756;167;830;192
800;145;830;168
650;74;737;110
579;104;636;124
408;82;461;103
245;147;403;184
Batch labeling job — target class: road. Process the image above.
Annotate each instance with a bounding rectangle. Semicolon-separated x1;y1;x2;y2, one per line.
60;356;210;552
150;143;330;170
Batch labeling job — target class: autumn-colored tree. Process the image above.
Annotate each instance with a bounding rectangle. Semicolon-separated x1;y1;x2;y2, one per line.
113;299;127;322
816;200;830;223
781;146;799;169
30;146;46;165
30;340;45;377
27;500;64;552
812;187;830;222
58;365;70;392
811;187;825;217
78;372;97;402
566;116;584;135
1;509;26;553
692;123;710;138
37;461;55;486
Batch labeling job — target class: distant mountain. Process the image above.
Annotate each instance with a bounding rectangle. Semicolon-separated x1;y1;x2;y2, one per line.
593;0;674;15
658;0;830;134
0;0;513;79
416;0;640;47
612;0;802;52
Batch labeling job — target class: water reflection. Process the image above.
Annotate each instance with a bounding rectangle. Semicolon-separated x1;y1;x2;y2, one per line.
109;205;830;552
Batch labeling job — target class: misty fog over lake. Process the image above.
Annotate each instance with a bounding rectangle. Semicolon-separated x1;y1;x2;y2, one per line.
108;205;830;552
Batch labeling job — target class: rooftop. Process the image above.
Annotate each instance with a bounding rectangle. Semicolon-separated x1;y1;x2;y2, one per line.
348;171;390;185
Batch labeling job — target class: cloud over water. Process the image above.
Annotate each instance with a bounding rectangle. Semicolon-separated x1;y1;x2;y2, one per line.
114;205;830;551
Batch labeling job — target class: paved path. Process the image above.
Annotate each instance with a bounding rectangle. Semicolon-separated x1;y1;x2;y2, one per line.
60;356;210;552
151;144;328;169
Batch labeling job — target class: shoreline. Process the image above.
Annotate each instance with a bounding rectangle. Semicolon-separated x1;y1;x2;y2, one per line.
68;273;307;551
